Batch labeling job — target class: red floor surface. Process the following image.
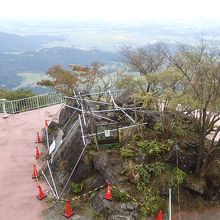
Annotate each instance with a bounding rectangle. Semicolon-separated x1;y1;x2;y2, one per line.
0;105;61;220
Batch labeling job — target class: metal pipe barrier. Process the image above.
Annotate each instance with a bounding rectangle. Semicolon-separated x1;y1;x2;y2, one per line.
0;92;65;115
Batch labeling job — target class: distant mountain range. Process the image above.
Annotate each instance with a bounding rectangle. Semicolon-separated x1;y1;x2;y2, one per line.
0;32;121;90
0;31;63;53
0;31;183;92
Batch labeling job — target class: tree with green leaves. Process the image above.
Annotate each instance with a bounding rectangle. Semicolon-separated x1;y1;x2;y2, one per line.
38;62;115;96
170;42;220;173
0;88;34;100
120;41;220;174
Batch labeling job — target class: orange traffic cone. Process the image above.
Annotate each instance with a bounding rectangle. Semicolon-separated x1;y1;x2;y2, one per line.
157;210;163;220
36;132;41;143
63;199;74;218
32;164;39;179
37;184;47;200
104;180;112;200
45;120;48;128
35;146;41;159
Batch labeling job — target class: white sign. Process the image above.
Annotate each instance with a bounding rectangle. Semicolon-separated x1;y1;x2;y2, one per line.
49;139;56;155
105;130;111;137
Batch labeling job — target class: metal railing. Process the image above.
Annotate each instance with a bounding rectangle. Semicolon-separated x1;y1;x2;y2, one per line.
0;89;126;115
0;93;65;114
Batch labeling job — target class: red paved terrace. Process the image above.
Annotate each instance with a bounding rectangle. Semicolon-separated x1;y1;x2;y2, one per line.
0;105;61;220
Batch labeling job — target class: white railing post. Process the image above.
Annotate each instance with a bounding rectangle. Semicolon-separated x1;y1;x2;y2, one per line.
168;188;172;220
0;93;64;114
11;101;15;114
36;96;40;109
1;99;8;118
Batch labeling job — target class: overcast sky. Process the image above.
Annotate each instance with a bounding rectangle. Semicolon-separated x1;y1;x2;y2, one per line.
0;0;220;22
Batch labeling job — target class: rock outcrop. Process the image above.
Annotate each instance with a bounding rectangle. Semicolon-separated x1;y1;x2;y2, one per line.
166;141;199;173
92;192;139;220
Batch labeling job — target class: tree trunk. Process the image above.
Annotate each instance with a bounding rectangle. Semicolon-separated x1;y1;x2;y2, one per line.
146;83;151;92
196;135;205;174
195;108;206;174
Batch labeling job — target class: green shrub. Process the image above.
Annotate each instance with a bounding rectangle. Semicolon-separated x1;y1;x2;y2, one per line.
154;120;190;137
168;167;188;187
137;140;172;155
141;188;165;216
131;134;140;142
120;147;135;159
170;121;186;137
137;162;170;188
153;122;163;135
112;188;131;202
70;182;84;194
137;165;151;187
122;161;140;184
137;162;188;189
0;88;34;100
48;126;58;134
144;162;170;176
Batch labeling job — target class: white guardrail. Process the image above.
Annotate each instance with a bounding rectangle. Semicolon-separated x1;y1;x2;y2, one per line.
0;92;65;115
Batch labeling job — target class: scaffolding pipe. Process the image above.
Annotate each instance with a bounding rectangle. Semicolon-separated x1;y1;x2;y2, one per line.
65;104;82;111
83;122;148;138
79;115;86;146
79;92;87;125
47;160;59;199
92;112;117;122
41;170;57;198
84;99;112;105
62;105;80;131
108;90;135;123
45;127;49;150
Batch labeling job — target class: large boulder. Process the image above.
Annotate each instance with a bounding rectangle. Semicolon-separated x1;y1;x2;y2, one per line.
115;90;134;107
184;175;206;195
204;148;220;193
71;154;94;182
92;192;139;219
166;141;199;173
46;121;59;145
46;123;93;191
83;174;106;192
93;151;124;184
92;191;113;215
59;99;78;127
142;111;161;129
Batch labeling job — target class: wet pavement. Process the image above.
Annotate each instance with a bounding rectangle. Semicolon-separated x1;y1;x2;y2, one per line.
171;208;220;220
0;105;61;220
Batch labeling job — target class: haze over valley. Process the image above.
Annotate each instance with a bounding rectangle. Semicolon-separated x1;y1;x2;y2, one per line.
1;5;220;93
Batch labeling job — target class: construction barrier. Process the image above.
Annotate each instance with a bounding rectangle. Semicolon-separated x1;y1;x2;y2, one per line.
63;199;74;218
37;184;47;200
35;146;41;159
31;116;160;219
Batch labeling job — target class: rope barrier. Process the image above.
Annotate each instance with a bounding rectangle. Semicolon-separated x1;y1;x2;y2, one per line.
40;183;147;210
40;184;105;203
